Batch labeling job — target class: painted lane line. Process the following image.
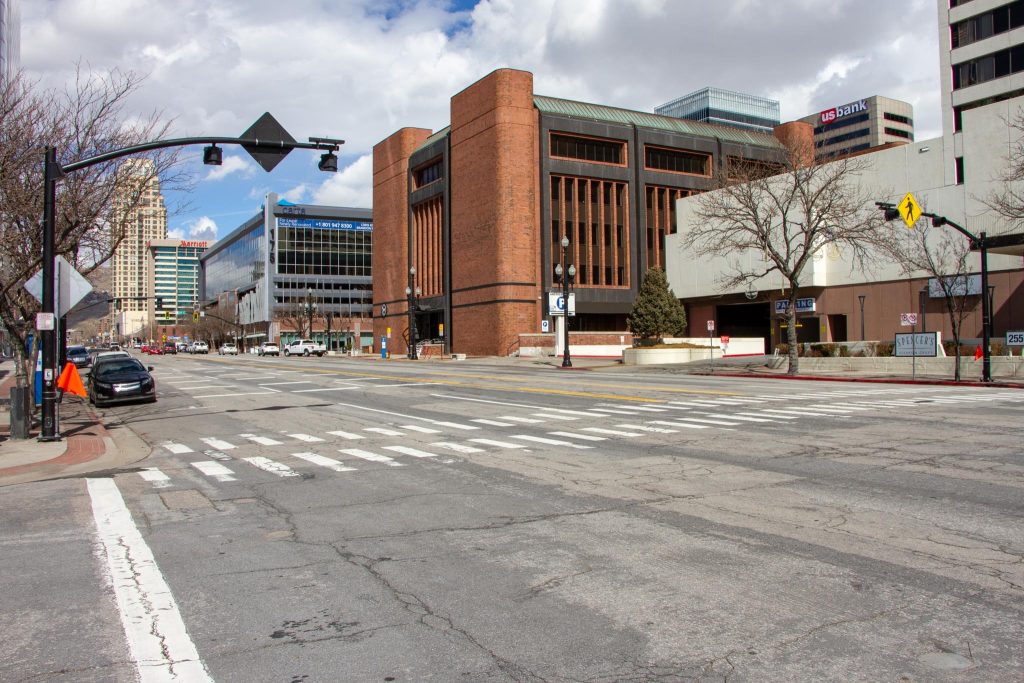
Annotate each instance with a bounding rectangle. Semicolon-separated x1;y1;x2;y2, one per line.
471;419;515;427
543;408;605;417
651;419;718;428
258;381;316;387
191;461;237;482
760;408;834;418
219;375;278;381
290;452;356;472
432;421;479;431
287;433;325;443
807;404;871;412
510;435;593;449
616;424;678;434
400;424;442;434
431;441;485;454
581;427;642;437
243;456;300;478
239;433;283;446
548;431;607;441
199;437;236;450
737;411;800;420
161;441;194;454
600;405;667;413
174;384;235;390
531;413;578;421
498;416;544;424
87;479;213;682
701;413;776;423
340;448;404;466
291;386;360;393
365;427;405;437
586;408;641;415
469;438;526;449
653;405;693;411
138;468;171;488
383;445;440;458
327;430;365;440
193;391;280;398
334;402;477;430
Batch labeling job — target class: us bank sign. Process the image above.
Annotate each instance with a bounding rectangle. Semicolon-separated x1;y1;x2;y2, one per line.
820;99;868;124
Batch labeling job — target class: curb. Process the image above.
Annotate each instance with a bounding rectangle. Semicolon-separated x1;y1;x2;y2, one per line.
695;371;1024;388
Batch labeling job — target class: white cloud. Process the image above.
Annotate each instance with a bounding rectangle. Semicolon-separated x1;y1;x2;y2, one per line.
280;183;309;203
205;154;255;181
312;154;373;208
187;216;219;241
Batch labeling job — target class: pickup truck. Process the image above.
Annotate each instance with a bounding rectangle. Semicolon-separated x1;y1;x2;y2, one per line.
283;339;326;357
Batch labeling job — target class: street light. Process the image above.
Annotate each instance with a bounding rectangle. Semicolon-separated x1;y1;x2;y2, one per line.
919;286;928;333
305;289;317;338
406;266;420;360
858;295;866;341
988;285;996;339
555;235;576;368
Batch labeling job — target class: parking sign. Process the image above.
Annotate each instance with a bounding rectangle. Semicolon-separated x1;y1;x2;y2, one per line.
706;320;715;332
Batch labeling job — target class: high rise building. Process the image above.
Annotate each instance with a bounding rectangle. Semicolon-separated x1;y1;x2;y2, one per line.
940;0;1024;184
147;239;209;327
110;159;167;339
655;87;781;134
798;95;914;160
0;0;18;83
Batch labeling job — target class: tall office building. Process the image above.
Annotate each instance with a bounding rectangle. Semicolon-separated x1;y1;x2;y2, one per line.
655;87;781;134
0;0;19;83
147;239;209;327
110;159;167;338
940;0;1024;184
798;95;914;159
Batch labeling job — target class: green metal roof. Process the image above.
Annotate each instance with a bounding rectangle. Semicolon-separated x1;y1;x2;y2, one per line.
413;126;450;155
533;95;784;148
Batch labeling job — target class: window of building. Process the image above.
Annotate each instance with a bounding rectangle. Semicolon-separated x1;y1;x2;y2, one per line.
413;158;443;188
411;196;444;297
726;156;785;180
644;185;692;270
644;145;710;176
550;133;625;165
550;175;629;288
884;127;913;139
952;43;1024;89
950;1;1023;49
818;128;870;147
955;156;965;184
883;112;913;126
813;112;870;135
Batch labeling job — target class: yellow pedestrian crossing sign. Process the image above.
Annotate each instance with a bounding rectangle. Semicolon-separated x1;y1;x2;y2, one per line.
898;192;922;229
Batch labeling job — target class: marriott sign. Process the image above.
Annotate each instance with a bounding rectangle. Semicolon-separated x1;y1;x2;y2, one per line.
820;99;868;124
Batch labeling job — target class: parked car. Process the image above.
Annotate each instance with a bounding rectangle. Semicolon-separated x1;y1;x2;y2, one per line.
218;342;238;355
162;342;177;355
87;357;156;407
257;342;280;357
67;345;91;369
191;341;209;354
283;339;326;357
90;349;131;367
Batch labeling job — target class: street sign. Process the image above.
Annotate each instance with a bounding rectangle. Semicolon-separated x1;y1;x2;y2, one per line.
35;312;55;330
774;298;816;315
547;291;576;316
895;332;938;357
541;320;550;333
898;192;922;229
380;303;388;317
900;312;918;327
720;335;730;345
25;256;93;316
241;112;296;172
706;320;715;332
1007;330;1024;346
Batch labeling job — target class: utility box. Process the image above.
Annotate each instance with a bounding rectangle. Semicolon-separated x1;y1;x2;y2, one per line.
9;386;31;439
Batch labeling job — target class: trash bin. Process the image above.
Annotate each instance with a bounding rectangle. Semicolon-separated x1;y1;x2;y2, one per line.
9;386;31;439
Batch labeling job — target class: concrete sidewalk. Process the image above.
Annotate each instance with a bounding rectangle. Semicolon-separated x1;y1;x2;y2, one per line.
0;360;151;487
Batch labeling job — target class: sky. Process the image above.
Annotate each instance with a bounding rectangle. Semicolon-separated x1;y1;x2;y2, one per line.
21;0;943;243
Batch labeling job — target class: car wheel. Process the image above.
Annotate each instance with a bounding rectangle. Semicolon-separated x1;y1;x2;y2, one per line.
284;349;290;356
303;349;310;356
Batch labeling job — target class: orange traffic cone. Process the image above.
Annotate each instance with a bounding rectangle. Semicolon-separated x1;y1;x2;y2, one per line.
56;362;88;398
973;345;983;361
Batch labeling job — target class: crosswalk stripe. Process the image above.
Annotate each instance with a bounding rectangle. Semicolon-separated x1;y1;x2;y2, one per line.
511;435;593;449
702;413;776;423
587;408;641;415
543;408;603;417
602;405;666;413
199;437;236;450
431;441;485;454
243;456;300;477
531;413;578;420
327;430;365;440
191;461;236;482
499;416;544;424
290;452;356;472
615;424;678;434
340;448;404;466
760;408;834;417
650;419;717;428
808;404;871;412
400;424;442;434
365;427;404;436
472;419;515;427
161;442;194;454
138;468;171;487
548;431;607;441
468;438;525;449
287;433;325;443
737;411;799;420
383;445;439;458
240;433;283;446
581;427;642;437
432;421;479;431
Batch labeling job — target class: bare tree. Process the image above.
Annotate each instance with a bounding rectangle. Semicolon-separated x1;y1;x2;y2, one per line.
986;108;1024;224
0;67;188;388
683;138;885;374
875;220;976;381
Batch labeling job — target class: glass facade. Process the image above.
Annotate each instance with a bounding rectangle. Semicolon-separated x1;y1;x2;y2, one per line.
203;219;265;299
150;241;207;323
276;217;372;277
656;87;781;134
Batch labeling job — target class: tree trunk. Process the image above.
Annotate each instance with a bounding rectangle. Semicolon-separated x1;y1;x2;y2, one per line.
786;296;800;375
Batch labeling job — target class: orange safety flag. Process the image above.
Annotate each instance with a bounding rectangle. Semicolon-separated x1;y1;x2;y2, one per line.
56;362;87;398
974;345;983;361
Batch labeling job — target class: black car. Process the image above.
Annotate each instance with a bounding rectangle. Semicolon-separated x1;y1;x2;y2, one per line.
67;345;91;369
162;342;177;355
88;357;156;407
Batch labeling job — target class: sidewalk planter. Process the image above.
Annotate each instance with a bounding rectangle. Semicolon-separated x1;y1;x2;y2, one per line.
622;346;720;366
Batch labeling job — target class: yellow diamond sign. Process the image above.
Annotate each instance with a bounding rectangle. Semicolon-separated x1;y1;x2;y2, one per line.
898;192;922;229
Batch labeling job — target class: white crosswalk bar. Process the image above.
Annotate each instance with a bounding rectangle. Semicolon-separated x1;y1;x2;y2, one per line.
511;435;592;449
161;442;194;454
400;424;442;433
138;468;171;487
383;446;440;458
469;438;525;449
240;433;283;446
702;413;775;423
243;456;300;477
290;452;356;472
327;430;364;440
548;431;606;441
432;421;480;431
191;461;236;482
287;433;325;443
649;420;710;429
616;424;678;434
365;427;404;436
581;427;642;437
199;437;236;450
431;442;485;453
339;448;403;466
471;419;515;427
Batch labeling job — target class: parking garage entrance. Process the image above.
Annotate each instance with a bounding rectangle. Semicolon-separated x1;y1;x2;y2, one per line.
715;302;771;354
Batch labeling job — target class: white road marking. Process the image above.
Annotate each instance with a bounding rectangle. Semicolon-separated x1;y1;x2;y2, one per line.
599;405;666;413
291;386;359;393
471;419;515;427
239;433;283;446
290;452;356;472
242;456;300;477
202;449;232;461
334;402;477;430
542;408;604;417
532;413;578;420
400;424;442;434
548;431;607;441
87;479;213;683
651;419;717;428
760;408;834;417
138;468;171;487
737;411;800;420
287;433;325;443
432;421;479;431
581;427;642;437
161;441;193;454
199;437;236;450
510;435;593;449
701;413;776;423
498;415;544;424
340;448;404;466
365;427;404;436
258;381;316;387
432;441;485;453
192;461;237;481
469;438;526;449
586;408;641;415
383;445;439;458
808;404;871;412
193;391;279;398
327;430;364;440
616;424;678;434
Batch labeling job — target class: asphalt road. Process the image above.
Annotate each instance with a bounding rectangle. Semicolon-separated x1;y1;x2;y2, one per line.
2;352;1023;682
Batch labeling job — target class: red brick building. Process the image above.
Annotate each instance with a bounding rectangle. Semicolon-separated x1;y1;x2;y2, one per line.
373;69;796;357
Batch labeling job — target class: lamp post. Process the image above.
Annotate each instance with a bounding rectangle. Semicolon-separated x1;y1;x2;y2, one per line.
858;295;866;341
406;267;420;360
554;235;576;368
919;286;928;333
987;285;996;339
305;289;318;339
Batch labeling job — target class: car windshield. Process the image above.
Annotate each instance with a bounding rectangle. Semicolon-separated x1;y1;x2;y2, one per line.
94;359;146;377
68;347;87;356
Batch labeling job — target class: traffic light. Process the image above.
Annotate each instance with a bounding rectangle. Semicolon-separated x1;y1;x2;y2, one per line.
155;297;163;309
193;311;200;322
